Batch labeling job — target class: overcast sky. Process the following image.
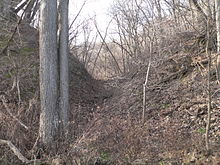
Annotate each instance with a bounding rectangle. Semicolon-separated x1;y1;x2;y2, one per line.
69;0;113;32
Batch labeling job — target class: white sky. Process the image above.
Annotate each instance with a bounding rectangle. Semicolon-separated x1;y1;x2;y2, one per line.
69;0;113;32
18;0;114;42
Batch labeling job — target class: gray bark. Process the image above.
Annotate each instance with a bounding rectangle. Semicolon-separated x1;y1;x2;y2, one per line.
58;0;69;134
39;0;59;145
216;0;220;81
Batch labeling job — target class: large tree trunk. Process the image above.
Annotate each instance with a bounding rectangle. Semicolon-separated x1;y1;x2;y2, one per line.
216;0;220;81
39;0;59;146
58;0;69;135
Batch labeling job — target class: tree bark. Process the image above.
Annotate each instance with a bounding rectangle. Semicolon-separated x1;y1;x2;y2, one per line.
39;0;59;145
58;0;69;135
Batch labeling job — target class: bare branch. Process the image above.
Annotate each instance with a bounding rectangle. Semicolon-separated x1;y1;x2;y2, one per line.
0;139;30;164
0;95;29;130
94;19;122;74
69;0;87;30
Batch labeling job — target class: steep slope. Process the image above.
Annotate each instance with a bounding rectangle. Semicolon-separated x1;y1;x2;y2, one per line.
1;21;220;165
68;44;220;164
0;22;108;164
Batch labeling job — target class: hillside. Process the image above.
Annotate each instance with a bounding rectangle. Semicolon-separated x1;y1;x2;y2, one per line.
68;51;220;164
1;22;220;165
0;22;108;164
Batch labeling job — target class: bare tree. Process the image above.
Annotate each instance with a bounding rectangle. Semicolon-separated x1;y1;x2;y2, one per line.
39;0;59;146
39;0;70;147
58;0;70;136
94;20;122;75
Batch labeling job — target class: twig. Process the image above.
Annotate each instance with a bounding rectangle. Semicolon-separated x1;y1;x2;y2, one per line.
69;0;87;30
0;95;28;130
92;20;112;74
205;18;211;151
142;39;153;125
142;60;151;125
16;78;21;106
0;139;30;164
94;19;122;74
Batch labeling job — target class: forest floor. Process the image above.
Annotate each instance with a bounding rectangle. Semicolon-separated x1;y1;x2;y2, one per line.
69;52;220;164
0;22;220;165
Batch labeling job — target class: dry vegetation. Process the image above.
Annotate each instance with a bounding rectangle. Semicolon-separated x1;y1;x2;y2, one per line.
1;0;220;164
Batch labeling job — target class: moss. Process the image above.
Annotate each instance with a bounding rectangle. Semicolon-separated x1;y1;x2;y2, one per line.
4;72;12;78
0;37;9;50
197;128;206;134
161;103;171;109
19;47;35;56
0;56;10;64
99;151;111;162
159;161;165;165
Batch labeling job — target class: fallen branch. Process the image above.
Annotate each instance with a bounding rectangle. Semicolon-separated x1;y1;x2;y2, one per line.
0;139;30;164
0;95;28;130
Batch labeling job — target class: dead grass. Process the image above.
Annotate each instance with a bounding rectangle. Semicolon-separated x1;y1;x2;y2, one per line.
1;20;220;165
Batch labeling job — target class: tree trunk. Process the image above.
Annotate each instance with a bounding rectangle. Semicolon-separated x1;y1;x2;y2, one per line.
39;0;59;146
216;0;220;81
58;0;69;135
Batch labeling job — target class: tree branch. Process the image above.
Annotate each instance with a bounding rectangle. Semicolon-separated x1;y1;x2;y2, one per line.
0;95;29;130
0;139;30;164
